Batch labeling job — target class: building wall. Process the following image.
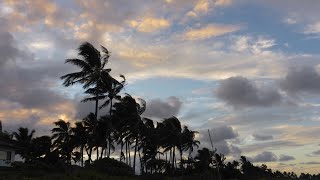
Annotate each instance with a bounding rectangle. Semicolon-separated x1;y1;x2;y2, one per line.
0;148;15;167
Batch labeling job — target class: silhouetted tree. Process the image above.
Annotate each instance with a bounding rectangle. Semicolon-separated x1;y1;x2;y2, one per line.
61;42;113;120
13;127;35;162
51;119;74;164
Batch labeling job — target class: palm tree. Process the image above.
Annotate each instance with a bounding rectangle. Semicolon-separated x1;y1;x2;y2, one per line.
52;119;74;164
13;127;35;162
60;42;113;119
72;121;87;166
161;116;182;170
82;113;98;162
181;126;200;167
194;147;215;171
30;136;52;160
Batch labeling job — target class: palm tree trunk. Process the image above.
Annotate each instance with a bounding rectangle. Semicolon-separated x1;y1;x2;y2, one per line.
95;95;98;119
133;137;138;173
100;147;104;159
81;145;84;167
169;149;172;165
104;146;107;158
128;142;131;167
108;98;113;158
108;137;111;158
120;141;123;162
96;147;99;160
172;147;175;169
125;141;128;164
180;150;183;169
138;149;143;174
86;146;92;163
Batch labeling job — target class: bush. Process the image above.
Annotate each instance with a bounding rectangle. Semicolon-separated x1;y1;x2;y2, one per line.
87;158;135;176
11;159;68;173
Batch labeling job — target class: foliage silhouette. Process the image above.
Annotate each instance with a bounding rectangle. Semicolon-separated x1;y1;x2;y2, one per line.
1;41;319;179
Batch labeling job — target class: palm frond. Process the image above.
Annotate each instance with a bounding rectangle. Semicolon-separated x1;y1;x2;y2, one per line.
99;99;111;109
65;59;92;71
81;96;106;102
78;42;101;68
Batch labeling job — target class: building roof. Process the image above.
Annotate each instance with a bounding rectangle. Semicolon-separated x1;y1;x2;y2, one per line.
0;135;19;150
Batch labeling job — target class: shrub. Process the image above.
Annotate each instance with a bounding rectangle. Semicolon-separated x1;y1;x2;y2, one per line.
87;158;135;176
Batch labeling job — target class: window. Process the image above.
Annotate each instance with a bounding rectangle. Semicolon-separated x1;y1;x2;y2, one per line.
0;151;6;160
6;151;11;160
0;151;11;161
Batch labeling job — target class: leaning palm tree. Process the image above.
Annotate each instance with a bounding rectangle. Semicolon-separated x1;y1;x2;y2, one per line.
72;121;87;166
52;119;74;164
181;126;200;161
82;113;98;162
161;116;182;170
60;42;113;119
13;127;35;162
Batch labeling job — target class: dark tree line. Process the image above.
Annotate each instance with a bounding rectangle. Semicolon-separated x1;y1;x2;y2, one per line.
1;42;319;179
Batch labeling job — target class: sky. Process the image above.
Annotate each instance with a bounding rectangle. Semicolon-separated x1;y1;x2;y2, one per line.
0;0;320;174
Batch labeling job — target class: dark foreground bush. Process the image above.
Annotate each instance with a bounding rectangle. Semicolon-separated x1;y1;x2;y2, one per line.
11;159;68;173
87;158;135;176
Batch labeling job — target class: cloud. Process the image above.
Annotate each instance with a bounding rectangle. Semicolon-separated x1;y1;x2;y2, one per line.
0;31;76;136
280;66;320;95
241;140;300;153
0;31;31;66
129;17;171;33
248;151;277;163
74;98;111;119
216;76;282;107
279;154;295;161
300;162;320;165
247;152;294;163
197;126;240;156
232;36;276;53
215;0;232;6
252;133;273;141
193;0;210;13
307;150;320;157
208;126;239;142
184;24;241;40
304;22;320;35
143;96;182;119
189;0;232;17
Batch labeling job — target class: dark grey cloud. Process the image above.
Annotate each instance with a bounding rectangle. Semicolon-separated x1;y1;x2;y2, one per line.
0;29;76;136
197;126;241;156
312;150;320;155
300;161;320;165
143;96;182;119
0;30;72;109
0;31;33;66
252;133;273;141
0;64;69;109
280;66;320;95
0;32;20;66
307;149;320;157
242;140;300;153
248;151;277;163
216;76;281;107
209;126;239;142
279;154;295;161
74;98;111;119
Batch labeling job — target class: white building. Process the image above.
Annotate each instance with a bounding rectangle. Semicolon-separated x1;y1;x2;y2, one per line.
0;136;17;167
